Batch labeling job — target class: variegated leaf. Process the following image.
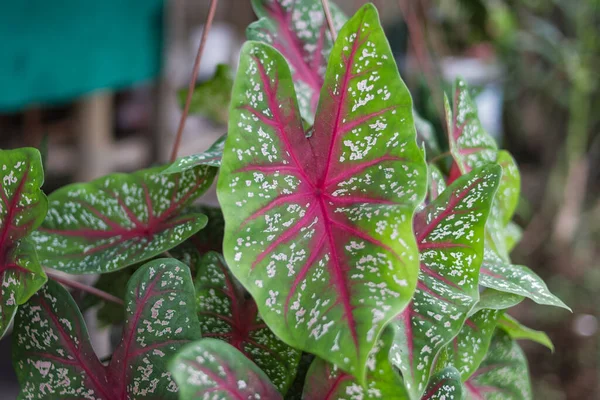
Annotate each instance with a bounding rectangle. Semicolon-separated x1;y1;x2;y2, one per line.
301;329;408;399
0;148;47;338
427;164;447;202
247;0;346;123
422;367;463;400
464;330;532;400
164;134;227;175
219;4;427;381
498;314;553;351
196;252;301;393
389;165;501;399
33;163;215;273
12;259;201;399
479;249;569;310
169;338;282;400
436;309;501;381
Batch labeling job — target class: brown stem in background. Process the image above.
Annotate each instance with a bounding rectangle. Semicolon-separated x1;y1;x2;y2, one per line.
169;0;219;162
46;269;124;306
321;0;337;42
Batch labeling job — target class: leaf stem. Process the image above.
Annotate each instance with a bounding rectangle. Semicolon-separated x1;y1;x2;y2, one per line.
45;269;124;306
169;0;219;162
321;0;337;42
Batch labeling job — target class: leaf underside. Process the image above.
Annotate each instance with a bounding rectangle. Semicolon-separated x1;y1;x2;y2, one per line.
12;259;202;399
164;134;227;175
0;148;47;338
195;252;301;392
390;165;501;399
33;163;215;274
169;338;282;400
219;4;427;380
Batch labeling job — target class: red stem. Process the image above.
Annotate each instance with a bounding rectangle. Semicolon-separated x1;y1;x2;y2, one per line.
45;269;124;306
169;0;219;162
321;0;337;42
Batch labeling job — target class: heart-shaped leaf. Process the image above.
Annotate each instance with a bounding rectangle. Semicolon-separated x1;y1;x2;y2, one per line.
464;330;532;400
247;0;346;123
165;134;227;175
12;258;201;399
498;314;554;351
0;148;47;338
389;165;501;399
436;309;501;381
195;252;301;392
479;249;569;310
33;163;215;274
169;338;282;400
422;367;463;400
219;4;427;380
302;329;408;399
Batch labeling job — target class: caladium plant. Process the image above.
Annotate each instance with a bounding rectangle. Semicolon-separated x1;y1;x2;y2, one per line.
2;1;569;399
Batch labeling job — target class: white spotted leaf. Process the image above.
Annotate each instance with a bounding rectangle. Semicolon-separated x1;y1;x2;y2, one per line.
195;252;301;393
389;165;501;399
464;330;532;400
218;4;427;382
247;0;346;123
12;259;202;399
32;163;215;274
0;148;47;338
165;134;227;175
422;367;463;400
301;329;408;399
169;338;282;400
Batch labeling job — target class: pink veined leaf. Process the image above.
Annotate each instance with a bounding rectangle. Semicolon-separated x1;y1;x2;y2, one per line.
421;367;463;400
12;259;202;399
0;148;47;338
218;4;427;381
247;0;346;123
195;252;301;393
464;330;532;400
389;165;502;399
169;338;282;400
301;329;408;400
32;162;216;274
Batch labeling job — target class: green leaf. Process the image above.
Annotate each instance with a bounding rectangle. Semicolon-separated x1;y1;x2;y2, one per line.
195;252;301;393
504;221;522;253
0;148;47;338
389;165;501;399
248;0;346;123
164;134;227;175
177;64;233;125
422;367;463;400
33;163;215;274
301;329;408;399
464;330;532;400
436;309;501;381
479;249;570;310
219;4;427;382
498;314;554;351
12;258;202;399
427;163;447;202
471;289;524;314
169;338;282;400
414;109;441;159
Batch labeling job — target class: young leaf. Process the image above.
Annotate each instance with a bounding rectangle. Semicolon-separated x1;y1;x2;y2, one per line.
436;309;501;381
219;4;427;380
164;134;227;175
389;165;501;399
422;367;463;400
33;163;215;274
464;330;532;400
479;249;570;310
12;259;201;399
247;0;346;123
195;252;301;392
301;329;408;400
169;338;282;400
498;314;554;351
177;64;233;125
427;164;447;202
414;110;441;159
0;148;47;338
